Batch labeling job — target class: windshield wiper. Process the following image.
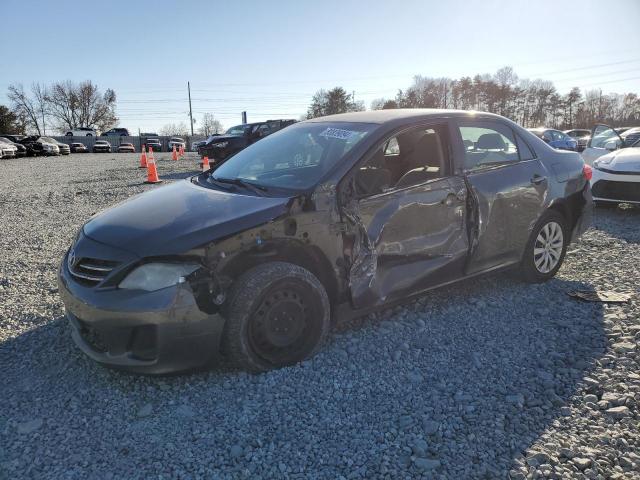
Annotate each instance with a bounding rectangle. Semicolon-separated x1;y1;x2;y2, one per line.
211;176;268;195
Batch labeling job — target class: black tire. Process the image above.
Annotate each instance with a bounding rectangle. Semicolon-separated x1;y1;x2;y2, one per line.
518;210;568;283
221;262;330;372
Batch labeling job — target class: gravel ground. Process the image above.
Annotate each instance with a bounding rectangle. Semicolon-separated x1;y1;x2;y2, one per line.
1;153;639;479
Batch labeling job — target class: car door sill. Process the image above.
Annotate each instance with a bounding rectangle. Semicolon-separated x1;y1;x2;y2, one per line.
335;260;520;323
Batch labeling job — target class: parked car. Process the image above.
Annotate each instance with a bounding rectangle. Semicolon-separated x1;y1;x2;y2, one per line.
198;119;296;162
117;142;135;153
145;138;162;152
58;109;592;374
0;134;25;143
92;140;111;153
528;128;577;151
582;124;640;165
65;127;97;137
591;135;640;206
54;140;71;155
564;129;591;152
0;136;27;157
0;139;17;158
191;139;208;152
168;137;186;151
620;127;640;147
19;136;60;156
102;128;131;137
69;142;88;153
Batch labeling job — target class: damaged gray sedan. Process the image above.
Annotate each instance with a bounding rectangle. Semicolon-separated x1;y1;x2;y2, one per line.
58;109;593;373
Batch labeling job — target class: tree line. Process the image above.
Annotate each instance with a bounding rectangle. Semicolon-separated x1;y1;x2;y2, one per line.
4;80;117;135
308;67;640;129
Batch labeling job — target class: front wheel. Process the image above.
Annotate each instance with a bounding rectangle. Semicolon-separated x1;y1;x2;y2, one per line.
222;262;330;372
518;210;568;283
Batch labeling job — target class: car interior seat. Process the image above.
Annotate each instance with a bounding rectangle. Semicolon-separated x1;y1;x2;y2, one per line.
356;149;391;196
394;132;444;188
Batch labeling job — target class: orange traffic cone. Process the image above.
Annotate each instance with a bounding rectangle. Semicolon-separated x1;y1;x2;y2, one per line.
139;145;148;168
144;155;162;184
179;144;185;157
202;156;210;172
148;147;155;164
172;145;178;161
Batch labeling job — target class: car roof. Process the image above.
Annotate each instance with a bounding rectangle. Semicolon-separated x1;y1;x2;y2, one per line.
303;108;510;125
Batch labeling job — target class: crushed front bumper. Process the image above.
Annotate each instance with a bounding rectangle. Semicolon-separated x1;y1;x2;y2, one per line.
58;261;225;374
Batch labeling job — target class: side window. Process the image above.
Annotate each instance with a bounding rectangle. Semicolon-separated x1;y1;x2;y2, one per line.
542;131;553;142
355;125;447;196
458;123;520;171
551;130;563;142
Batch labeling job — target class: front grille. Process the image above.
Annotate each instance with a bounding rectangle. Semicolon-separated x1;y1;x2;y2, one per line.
69;257;120;286
592;180;640;202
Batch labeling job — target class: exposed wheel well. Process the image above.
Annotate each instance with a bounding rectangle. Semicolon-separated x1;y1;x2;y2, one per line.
220;242;341;307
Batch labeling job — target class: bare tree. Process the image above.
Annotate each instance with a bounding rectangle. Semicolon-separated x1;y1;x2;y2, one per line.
198;113;224;136
159;122;190;136
7;83;48;135
47;80;117;132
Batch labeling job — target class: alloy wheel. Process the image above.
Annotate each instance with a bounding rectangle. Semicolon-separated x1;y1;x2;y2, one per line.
533;221;564;274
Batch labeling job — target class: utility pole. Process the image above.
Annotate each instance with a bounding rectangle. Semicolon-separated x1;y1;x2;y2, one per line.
188;81;194;136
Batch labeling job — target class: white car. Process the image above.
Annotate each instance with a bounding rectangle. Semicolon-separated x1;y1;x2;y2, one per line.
591;140;640;206
64;127;97;137
581;124;628;165
168;137;186;151
0;139;18;158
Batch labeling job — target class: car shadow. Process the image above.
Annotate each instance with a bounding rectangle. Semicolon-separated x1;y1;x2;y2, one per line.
0;274;607;478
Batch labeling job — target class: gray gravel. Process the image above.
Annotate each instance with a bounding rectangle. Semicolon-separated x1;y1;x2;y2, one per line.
1;153;639;479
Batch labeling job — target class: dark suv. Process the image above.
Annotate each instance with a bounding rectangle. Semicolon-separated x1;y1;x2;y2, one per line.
102;128;131;137
198;119;296;162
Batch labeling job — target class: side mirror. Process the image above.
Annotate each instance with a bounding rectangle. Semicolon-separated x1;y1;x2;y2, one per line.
604;140;618;151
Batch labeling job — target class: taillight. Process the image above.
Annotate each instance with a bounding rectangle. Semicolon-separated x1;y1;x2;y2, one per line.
583;164;593;181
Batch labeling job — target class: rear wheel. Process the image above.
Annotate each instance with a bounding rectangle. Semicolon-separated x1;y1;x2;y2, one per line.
518;210;568;283
222;262;330;372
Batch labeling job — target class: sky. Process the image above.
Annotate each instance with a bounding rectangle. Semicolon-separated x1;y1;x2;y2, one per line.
2;0;639;134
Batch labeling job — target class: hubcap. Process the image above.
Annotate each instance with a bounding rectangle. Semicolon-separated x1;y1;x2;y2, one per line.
533;221;563;274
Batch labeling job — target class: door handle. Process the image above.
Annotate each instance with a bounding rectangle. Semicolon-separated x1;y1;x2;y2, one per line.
530;175;547;185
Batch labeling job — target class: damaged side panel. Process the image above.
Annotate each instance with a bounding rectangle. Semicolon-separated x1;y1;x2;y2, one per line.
342;176;469;309
189;192;349;309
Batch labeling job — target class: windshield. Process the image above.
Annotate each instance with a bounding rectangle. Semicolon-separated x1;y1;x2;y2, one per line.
40;137;56;143
225;124;250;136
210;122;376;191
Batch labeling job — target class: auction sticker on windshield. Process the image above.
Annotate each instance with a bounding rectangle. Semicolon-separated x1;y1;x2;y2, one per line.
319;127;357;140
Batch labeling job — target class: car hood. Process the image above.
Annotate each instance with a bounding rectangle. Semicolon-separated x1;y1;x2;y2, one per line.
596;148;640;172
83;179;292;257
205;134;242;145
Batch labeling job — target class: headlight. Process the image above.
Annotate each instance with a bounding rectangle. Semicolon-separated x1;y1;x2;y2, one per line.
119;263;201;291
593;157;613;170
212;141;228;148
